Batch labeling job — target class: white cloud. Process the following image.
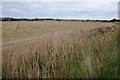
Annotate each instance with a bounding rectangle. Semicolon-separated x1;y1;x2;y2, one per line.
2;1;118;19
1;0;120;2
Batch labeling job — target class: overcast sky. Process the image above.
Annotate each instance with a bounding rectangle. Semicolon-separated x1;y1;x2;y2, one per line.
2;0;119;20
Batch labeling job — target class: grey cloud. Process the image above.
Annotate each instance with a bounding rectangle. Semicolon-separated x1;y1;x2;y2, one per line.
2;2;118;19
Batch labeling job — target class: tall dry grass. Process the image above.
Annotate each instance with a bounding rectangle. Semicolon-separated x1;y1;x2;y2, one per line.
2;25;118;78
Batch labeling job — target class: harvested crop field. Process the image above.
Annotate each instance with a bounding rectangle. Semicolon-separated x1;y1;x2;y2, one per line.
2;21;113;44
2;21;118;78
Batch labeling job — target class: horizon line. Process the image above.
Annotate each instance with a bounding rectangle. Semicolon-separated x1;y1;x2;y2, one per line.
1;17;118;20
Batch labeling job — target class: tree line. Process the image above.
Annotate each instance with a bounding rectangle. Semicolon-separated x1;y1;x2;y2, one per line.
1;17;120;22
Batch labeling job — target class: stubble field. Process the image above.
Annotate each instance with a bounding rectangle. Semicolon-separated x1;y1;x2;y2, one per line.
2;21;118;78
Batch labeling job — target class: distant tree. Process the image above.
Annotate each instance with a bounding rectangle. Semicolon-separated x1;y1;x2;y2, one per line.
111;19;117;22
